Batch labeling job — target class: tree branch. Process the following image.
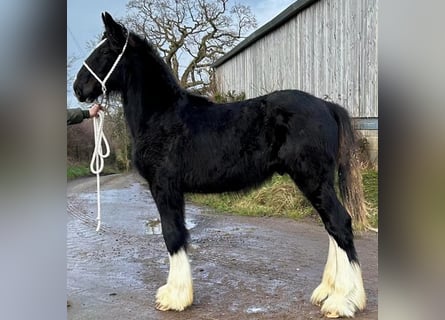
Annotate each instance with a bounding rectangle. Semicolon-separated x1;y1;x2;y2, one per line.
125;0;256;94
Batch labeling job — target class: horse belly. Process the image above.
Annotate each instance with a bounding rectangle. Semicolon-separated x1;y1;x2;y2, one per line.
182;152;272;194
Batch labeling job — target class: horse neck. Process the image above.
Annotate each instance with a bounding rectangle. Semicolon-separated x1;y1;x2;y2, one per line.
121;45;184;136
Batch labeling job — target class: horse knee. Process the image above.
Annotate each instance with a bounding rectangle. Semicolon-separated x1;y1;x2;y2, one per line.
150;181;188;255
161;221;189;255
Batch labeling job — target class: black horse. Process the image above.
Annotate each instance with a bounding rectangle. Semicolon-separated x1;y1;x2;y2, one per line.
74;12;367;318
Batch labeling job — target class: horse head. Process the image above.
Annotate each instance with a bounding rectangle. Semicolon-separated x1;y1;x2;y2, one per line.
73;12;130;103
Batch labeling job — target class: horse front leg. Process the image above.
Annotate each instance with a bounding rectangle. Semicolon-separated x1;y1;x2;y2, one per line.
150;181;193;311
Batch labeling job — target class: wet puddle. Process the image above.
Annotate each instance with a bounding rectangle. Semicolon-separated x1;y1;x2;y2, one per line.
74;183;198;237
245;306;268;314
145;219;162;235
144;218;197;235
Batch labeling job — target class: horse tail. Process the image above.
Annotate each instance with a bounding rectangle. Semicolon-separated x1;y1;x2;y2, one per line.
328;102;369;230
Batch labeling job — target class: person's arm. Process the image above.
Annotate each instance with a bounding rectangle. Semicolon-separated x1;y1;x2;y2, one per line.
67;108;90;125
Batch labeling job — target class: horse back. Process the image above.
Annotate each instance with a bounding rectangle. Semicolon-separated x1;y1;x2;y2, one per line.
177;90;338;193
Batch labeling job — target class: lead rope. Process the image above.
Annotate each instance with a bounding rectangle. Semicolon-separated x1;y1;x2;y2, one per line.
89;93;110;231
83;31;129;231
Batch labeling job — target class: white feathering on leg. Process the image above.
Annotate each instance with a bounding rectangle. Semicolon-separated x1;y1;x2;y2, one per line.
311;235;337;306
155;248;193;311
320;238;366;318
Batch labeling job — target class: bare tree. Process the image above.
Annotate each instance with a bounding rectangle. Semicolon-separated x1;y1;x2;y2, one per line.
125;0;256;94
103;96;132;171
67;120;95;164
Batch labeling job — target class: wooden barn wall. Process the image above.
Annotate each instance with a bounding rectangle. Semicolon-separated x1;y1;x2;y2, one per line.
215;0;378;118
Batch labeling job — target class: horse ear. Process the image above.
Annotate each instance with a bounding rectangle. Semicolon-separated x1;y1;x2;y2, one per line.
101;12;126;48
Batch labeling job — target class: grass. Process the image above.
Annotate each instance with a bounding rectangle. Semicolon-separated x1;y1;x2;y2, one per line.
67;165;91;180
67;163;118;180
363;170;378;227
188;175;313;219
188;169;378;229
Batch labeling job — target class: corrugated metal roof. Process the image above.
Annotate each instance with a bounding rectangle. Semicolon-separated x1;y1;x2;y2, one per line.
212;0;320;68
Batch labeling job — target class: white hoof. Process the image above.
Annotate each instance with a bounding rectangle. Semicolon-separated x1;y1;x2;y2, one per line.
310;282;333;306
155;282;193;311
313;236;366;317
321;293;356;318
155;248;193;311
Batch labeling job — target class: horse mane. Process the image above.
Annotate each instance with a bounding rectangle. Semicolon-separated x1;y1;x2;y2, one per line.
127;31;184;98
187;93;212;106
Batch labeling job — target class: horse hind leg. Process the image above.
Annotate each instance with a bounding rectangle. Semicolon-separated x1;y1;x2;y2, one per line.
290;167;365;317
310;234;337;306
314;189;365;318
320;234;366;318
150;182;193;311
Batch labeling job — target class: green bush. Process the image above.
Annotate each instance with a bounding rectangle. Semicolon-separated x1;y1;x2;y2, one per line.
67;165;91;180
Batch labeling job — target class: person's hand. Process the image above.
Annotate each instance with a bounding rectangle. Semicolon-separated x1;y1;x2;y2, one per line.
89;103;103;118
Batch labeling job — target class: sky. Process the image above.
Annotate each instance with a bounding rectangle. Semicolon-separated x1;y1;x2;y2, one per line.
67;0;297;107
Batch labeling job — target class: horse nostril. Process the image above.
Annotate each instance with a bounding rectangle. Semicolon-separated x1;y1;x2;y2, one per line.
73;85;86;102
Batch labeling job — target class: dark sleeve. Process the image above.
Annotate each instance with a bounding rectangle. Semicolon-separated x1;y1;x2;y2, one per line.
67;108;90;125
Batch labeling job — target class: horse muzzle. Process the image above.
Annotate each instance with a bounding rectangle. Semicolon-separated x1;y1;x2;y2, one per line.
73;80;100;103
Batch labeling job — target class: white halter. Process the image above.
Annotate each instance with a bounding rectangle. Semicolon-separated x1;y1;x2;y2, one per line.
82;31;130;97
82;30;129;231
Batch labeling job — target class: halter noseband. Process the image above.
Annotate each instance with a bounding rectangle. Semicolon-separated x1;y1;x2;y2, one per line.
82;30;130;98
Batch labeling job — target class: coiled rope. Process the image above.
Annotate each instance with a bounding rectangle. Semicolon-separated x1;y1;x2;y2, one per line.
89;105;110;231
83;30;129;231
